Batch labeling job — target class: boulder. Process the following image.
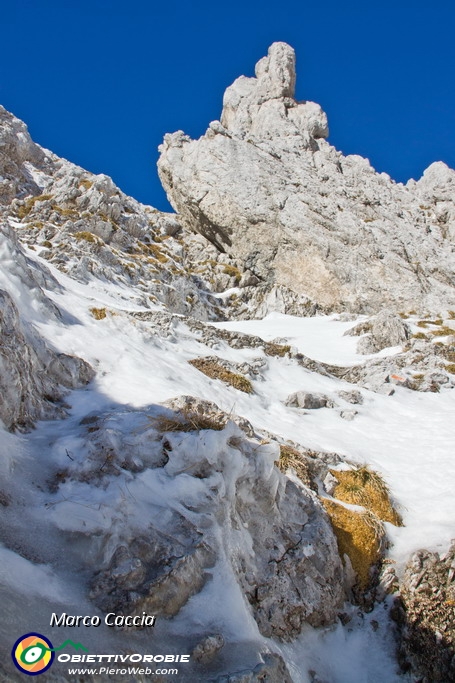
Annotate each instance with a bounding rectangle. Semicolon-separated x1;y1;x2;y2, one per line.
285;391;331;409
356;310;411;354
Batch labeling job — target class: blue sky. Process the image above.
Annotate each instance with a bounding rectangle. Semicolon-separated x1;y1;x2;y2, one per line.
1;1;454;210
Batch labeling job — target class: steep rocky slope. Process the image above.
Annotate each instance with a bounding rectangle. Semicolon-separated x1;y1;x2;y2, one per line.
1;105;242;321
159;42;455;315
1;52;455;682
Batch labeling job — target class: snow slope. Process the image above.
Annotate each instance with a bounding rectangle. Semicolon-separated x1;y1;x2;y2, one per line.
2;241;454;681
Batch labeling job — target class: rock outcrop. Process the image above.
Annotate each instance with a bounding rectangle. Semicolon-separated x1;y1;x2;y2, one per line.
0;105;46;203
0;288;93;430
345;310;411;354
158;42;455;315
0;224;94;430
83;400;345;641
393;542;455;682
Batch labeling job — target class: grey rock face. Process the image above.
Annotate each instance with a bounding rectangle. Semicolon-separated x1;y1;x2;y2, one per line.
91;536;216;618
0;239;94;432
0;223;94;431
158;43;455;315
0;289;93;430
393;542;455;682
81;399;345;641
238;475;344;638
0;105;45;203
354;310;411;354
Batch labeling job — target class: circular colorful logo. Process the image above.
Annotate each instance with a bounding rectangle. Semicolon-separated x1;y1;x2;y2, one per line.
11;633;55;676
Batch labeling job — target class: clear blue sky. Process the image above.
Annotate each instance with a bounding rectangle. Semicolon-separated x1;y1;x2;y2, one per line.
1;1;454;210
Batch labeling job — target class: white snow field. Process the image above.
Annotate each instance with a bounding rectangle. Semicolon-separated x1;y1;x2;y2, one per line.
1;250;454;682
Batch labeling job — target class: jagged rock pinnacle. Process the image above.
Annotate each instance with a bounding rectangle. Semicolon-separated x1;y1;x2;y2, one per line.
220;41;327;141
158;43;455;314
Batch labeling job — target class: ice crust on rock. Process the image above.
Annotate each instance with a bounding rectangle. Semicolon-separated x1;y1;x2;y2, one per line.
158;42;455;315
40;396;345;642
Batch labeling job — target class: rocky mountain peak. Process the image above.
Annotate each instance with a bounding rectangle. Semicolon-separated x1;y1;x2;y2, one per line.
220;41;328;144
254;41;296;98
158;43;455;315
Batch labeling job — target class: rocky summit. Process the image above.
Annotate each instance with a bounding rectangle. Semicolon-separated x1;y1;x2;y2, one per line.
0;44;454;683
159;41;455;315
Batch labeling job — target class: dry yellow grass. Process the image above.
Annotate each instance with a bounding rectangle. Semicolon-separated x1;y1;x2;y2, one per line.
222;265;242;282
90;307;107;320
322;465;403;590
276;444;313;489
75;231;97;243
140;242;168;263
154;409;226;433
431;326;454;337
188;358;253;394
16;193;53;218
331;466;403;526
322;499;383;589
264;343;291;357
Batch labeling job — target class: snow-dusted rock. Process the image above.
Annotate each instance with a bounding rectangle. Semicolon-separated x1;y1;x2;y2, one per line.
354;310;411;354
158;43;455;315
66;401;345;641
163;395;255;437
0;288;93;430
0;106;241;321
339;409;358;421
0;225;94;430
285;391;331;409
337;389;364;404
341;336;455;394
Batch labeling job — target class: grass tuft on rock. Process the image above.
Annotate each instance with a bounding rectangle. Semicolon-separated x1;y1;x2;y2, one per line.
322;499;384;590
277;444;313;489
264;342;291;357
331;466;403;526
188;358;253;394
16;193;53;219
154;408;226;433
222;264;242;283
90;307;107;320
430;326;454;337
75;231;97;243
